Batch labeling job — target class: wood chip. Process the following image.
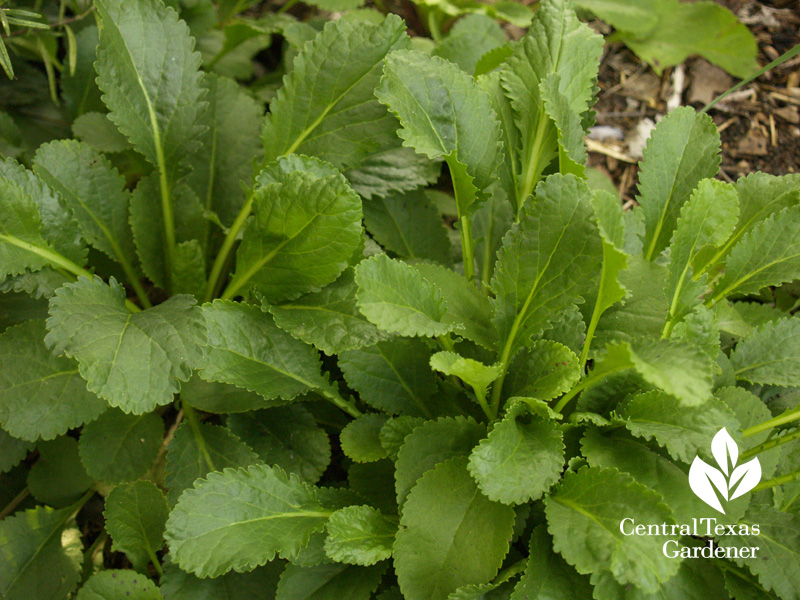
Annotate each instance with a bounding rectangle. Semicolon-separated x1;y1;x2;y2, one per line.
688;60;733;105
585;138;637;163
736;128;769;156
775;106;800;124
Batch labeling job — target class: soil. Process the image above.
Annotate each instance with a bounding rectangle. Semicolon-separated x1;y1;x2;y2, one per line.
586;0;800;203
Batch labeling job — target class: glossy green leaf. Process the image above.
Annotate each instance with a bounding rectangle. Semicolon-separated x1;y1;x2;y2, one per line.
45;276;206;413
363;191;452;265
276;562;387;600
76;570;162;600
262;15;409;171
232;168;362;303
730;319;800;387
636;107;720;261
95;0;205;177
324;505;395;566
395;417;485;505
0;319;106;441
395;456;515;600
199;301;327;401
504;340;581;401
0;505;84;600
27;437;93;508
104;481;169;571
160;558;284;600
79;408;163;483
340;339;438;417
164;464;330;578
227;406;330;483
340;414;389;464
468;402;564;504
269;269;390;356
619;390;739;463
544;466;679;593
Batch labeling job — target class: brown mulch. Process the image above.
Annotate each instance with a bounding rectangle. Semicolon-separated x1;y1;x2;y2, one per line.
587;0;800;203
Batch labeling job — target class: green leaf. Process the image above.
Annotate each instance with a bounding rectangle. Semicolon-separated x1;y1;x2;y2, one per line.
181;376;284;414
588;339;714;407
636;107;720;260
581;427;748;525
79;408;164;483
164;464;330;578
0;429;33;474
355;254;455;338
0;179;62;279
76;570;162;600
339;339;438;417
0;319;106;441
433;14;507;75
33;140;136;272
504;340;581;401
540;73;588;177
27;437;93;508
0;156;87;268
730;319;800;387
227;406;331;484
712;206;800;302
619;390;739;463
0;290;48;332
376;49;502;215
0;505;83;600
718;503;800;600
199;301;327;401
45;276;206;413
395;417;485;505
499;0;603;202
340;414;389;464
395;456;515;600
592;256;669;350
711;172;800;267
544;466;679;593
160;558;284;600
578;0;758;78
231;168;362;303
430;352;502;399
71;112;131;153
165;421;260;504
129;176;205;293
276;562;387;600
104;480;169;571
492;174;601;362
589;545;729;600
187;73;262;227
510;526;592;600
269;269;391;356
363;191;452;265
379;416;426;460
413;263;498;349
95;0;205;177
468;402;564;504
262;15;409;170
666;179;739;325
343;145;441;200
581;190;628;358
61;25;104;118
324;505;395;566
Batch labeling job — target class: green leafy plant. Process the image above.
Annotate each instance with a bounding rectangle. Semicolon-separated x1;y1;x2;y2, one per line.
1;0;800;599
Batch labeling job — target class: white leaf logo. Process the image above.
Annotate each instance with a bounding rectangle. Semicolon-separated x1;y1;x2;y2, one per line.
688;428;761;514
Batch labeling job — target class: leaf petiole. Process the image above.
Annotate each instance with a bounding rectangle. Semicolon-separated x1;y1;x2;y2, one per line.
742;402;800;438
742;427;800;460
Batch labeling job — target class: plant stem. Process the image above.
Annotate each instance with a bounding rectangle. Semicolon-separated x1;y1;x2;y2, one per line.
146;544;164;577
81;531;107;580
517;107;549;207
182;401;215;472
742;428;800;460
742;403;800;438
753;468;800;492
319;384;363;418
277;0;300;13
0;234;142;312
474;389;496;421
204;192;253;302
552;365;625;414
0;487;29;520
